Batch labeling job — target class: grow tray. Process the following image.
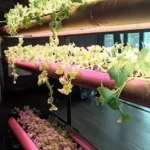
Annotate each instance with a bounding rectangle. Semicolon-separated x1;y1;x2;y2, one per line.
5;57;150;108
8;108;98;150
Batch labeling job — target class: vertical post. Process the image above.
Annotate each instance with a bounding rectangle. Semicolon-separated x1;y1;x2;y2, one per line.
139;31;143;50
114;33;121;43
1;37;9;94
0;84;2;102
96;33;104;46
65;35;72;125
124;32;128;46
0;37;3;99
67;94;71;125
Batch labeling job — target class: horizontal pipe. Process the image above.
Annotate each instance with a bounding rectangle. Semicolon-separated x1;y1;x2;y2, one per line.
2;0;150;37
0;15;51;36
6;57;150;108
2;22;150;38
69;131;98;150
62;0;150;30
8;117;38;150
8;118;97;150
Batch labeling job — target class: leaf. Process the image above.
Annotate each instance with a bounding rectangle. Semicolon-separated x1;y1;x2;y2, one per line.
51;12;57;20
55;64;64;75
108;67;127;88
139;48;149;59
95;97;103;105
138;62;150;76
125;63;136;76
96;97;99;105
47;97;54;104
58;88;65;95
37;79;42;86
98;86;114;100
37;18;44;25
97;86;116;105
29;56;35;64
108;97;120;110
49;104;58;111
59;76;67;85
67;82;73;89
69;71;77;79
58;83;72;95
97;86;120;110
117;113;131;123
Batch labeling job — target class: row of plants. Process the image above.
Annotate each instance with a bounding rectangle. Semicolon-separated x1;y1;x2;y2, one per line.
11;106;84;150
5;37;150;123
4;0;90;43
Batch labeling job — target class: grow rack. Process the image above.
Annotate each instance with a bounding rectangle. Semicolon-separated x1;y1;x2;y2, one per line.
1;0;150;149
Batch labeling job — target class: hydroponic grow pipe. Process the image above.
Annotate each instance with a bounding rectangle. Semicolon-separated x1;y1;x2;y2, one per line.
8;117;97;150
8;117;38;150
1;0;150;36
6;57;150;108
69;131;97;150
2;23;150;38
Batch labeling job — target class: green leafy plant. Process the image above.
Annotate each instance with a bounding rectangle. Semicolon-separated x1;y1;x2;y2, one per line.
55;65;78;95
4;0;86;36
96;67;131;123
11;107;20;115
5;38;150;123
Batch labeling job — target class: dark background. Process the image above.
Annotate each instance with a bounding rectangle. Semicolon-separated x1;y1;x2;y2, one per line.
0;0;28;26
